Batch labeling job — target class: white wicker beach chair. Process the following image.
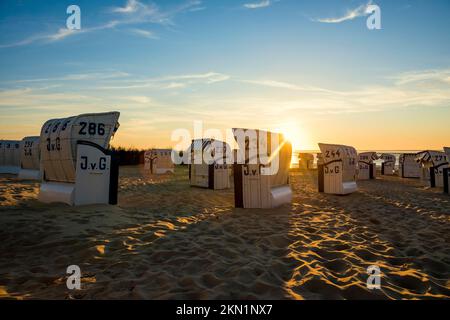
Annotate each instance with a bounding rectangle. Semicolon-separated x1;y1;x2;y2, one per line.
38;111;120;206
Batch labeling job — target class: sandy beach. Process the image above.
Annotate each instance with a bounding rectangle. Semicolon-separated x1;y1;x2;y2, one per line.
0;166;449;300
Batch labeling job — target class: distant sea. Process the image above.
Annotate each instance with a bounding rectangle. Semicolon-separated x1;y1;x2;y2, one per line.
291;150;423;169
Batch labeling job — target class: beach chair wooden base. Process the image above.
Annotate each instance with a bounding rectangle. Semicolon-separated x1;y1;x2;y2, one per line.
234;164;292;208
358;163;375;180
154;168;175;174
189;164;230;190
381;163;395;176
0;166;20;175
429;166;446;188
318;163;358;195
17;169;41;180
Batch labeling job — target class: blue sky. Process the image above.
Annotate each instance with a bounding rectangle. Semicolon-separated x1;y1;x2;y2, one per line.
0;0;449;150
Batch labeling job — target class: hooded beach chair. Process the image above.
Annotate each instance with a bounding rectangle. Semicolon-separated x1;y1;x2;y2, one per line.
357;152;378;180
144;149;174;174
0;140;21;174
17;136;41;180
232;128;292;208
38;111;120;206
380;153;396;176
188;139;231;190
298;153;314;170
318;143;358;195
416;150;449;188
399;153;421;179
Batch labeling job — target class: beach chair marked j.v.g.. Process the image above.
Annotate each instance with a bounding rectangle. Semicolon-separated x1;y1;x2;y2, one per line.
38;111;120;206
357;152;378;180
318;143;358;195
233;128;292;209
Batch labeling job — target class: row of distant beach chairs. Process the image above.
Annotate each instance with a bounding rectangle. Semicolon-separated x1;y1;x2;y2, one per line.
1;111;449;208
299;149;450;184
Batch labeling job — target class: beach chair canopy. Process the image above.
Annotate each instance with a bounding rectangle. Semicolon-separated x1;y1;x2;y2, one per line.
298;153;314;160
189;138;230;165
232;128;292;186
145;149;172;160
416;150;448;167
358;152;378;164
399;153;418;164
380;153;395;163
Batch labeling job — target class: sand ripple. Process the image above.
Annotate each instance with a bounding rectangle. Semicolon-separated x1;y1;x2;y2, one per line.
0;167;449;299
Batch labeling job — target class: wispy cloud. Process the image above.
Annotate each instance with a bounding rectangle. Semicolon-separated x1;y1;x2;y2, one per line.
124;96;153;104
98;72;230;90
112;0;141;13
0;0;202;48
314;1;372;24
111;0;203;25
129;28;158;39
240;79;347;95
244;0;272;9
391;68;450;85
4;67;449;118
0;20;120;48
240;68;450;113
111;0;168;24
10;71;130;83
